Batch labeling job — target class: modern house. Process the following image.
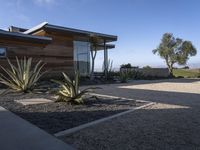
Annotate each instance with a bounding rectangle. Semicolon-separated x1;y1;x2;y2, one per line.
0;22;117;77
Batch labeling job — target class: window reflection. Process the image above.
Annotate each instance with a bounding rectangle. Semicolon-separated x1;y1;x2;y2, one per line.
74;41;90;76
0;48;6;57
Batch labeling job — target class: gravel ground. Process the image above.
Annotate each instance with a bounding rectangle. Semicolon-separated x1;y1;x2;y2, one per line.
61;78;200;150
0;93;145;134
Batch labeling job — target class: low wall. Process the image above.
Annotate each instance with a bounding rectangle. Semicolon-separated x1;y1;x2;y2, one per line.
120;68;170;79
138;68;170;78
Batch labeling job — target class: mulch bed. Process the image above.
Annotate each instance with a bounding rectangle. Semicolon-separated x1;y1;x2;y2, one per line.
0;93;147;134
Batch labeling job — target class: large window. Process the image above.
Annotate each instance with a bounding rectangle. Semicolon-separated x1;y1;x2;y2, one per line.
74;41;90;76
0;47;6;57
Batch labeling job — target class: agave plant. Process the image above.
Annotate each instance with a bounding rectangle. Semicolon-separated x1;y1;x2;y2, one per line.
0;57;45;93
52;72;98;104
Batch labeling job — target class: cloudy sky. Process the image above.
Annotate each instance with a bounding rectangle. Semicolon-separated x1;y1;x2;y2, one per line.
0;0;200;69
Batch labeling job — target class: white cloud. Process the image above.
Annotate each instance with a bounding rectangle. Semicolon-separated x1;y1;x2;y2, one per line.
34;0;55;5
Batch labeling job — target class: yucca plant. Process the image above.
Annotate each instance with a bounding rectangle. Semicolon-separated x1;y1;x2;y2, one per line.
52;72;98;104
0;57;46;93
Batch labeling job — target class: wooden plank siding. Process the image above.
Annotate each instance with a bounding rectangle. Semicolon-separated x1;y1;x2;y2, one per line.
42;31;74;77
0;30;75;79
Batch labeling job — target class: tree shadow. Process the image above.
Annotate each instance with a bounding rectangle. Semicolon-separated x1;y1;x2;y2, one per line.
61;106;200;150
61;84;200;149
126;78;200;85
96;83;200;108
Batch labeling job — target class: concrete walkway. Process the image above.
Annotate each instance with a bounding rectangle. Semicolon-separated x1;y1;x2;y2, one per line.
0;106;74;150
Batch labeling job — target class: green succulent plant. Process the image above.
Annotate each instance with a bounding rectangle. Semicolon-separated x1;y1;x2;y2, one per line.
0;57;45;93
52;72;99;104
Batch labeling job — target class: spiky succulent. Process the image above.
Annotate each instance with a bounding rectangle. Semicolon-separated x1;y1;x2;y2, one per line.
52;72;98;104
0;57;45;93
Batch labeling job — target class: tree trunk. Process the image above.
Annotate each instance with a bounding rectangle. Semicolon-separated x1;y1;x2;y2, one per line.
90;58;95;80
90;49;97;80
167;62;174;78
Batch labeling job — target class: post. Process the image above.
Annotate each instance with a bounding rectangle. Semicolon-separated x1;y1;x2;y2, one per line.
104;39;108;79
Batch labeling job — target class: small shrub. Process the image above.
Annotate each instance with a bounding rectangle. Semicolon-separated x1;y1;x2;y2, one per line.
119;71;129;83
182;66;190;69
52;72;99;104
143;65;152;69
0;57;45;93
134;71;145;79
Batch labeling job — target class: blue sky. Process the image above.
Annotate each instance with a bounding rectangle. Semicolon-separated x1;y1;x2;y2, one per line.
0;0;200;69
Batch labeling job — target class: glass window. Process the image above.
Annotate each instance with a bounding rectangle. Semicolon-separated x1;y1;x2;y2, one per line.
0;48;6;57
74;41;90;76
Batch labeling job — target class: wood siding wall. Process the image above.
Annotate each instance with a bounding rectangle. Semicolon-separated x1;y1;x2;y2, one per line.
0;31;75;78
43;31;74;76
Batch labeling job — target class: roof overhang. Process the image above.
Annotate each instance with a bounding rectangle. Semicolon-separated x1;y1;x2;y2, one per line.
23;22;118;43
0;29;52;44
45;24;117;43
96;44;115;51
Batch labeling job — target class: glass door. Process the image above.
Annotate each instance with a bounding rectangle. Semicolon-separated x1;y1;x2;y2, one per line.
74;41;90;76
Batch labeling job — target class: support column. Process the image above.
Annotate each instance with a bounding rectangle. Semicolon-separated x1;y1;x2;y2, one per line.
104;40;108;79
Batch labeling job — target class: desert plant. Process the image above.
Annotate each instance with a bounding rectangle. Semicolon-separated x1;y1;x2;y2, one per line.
0;57;45;93
119;71;129;83
102;59;115;80
52;72;99;104
107;59;115;80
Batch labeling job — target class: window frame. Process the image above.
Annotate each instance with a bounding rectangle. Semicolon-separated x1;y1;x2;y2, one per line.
0;47;7;58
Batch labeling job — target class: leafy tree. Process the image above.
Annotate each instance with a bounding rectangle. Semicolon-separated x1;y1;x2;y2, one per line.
120;63;132;69
153;33;197;76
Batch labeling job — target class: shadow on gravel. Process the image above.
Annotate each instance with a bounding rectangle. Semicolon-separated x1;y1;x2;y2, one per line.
60;106;200;150
117;78;200;86
14;109;127;134
97;86;200;108
61;80;200;150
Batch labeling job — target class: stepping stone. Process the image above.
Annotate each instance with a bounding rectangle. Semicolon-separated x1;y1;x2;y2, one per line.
15;98;53;106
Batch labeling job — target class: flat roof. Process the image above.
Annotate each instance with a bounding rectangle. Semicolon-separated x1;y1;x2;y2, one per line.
96;44;115;50
24;22;118;43
0;29;52;44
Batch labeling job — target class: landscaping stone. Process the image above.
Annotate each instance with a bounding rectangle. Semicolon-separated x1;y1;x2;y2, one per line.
0;93;147;134
15;98;53;106
60;78;200;150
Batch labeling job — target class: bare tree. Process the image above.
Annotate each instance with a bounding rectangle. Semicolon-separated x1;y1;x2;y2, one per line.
90;37;99;80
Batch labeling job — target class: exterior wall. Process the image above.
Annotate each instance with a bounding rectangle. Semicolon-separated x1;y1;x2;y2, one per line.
0;31;75;79
0;39;45;68
42;31;74;77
